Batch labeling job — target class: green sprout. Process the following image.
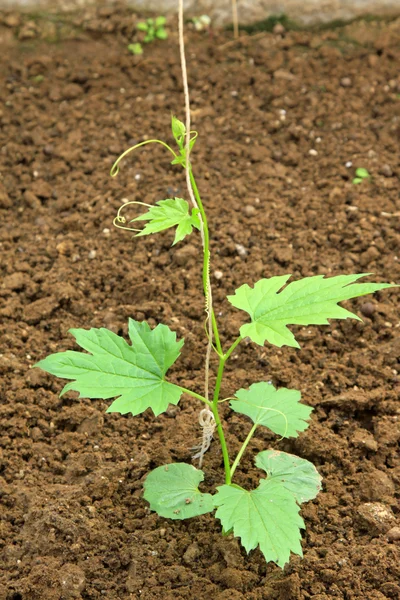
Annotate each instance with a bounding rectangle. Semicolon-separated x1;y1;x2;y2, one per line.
137;16;168;43
127;42;143;56
192;15;211;31
35;116;395;568
352;167;371;184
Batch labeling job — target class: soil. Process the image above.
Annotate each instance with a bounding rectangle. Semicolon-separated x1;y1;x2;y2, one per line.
0;7;400;600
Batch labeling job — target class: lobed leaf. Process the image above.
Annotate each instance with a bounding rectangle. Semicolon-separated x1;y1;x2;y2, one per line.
214;480;304;568
144;463;214;520
256;450;322;503
230;382;312;438
34;319;184;417
227;273;394;348
132;198;200;245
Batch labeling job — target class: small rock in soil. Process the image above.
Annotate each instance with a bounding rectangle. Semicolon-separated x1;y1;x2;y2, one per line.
214;270;223;280
387;527;400;541
340;77;352;87
379;164;393;177
235;243;248;258
183;542;200;564
243;204;256;217
359;468;394;501
352;428;378;452
360;301;375;317
356;502;396;535
59;563;86;598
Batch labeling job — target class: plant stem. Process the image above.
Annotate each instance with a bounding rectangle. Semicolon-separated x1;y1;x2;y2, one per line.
212;355;231;484
189;169;222;356
230;424;257;479
180;387;212;407
224;336;242;361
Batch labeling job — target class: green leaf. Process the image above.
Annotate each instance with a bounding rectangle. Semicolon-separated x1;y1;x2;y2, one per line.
132;198;200;245
256;450;322;503
34;319;184;417
128;43;143;55
137;21;148;32
171;115;186;148
230;382;312;438
144;463;214;520
227;274;395;348
214;480;304;567
352;177;363;185
355;167;370;179
156;28;168;40
155;16;167;27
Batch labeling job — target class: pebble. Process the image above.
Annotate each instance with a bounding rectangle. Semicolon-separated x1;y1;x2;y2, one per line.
379;164;393;177
235;243;248;258
214;270;223;280
387;527;400;542
340;77;352;88
309;149;318;156
356;502;396;535
88;250;97;259
183;542;200;564
243;204;256;217
360;302;375;318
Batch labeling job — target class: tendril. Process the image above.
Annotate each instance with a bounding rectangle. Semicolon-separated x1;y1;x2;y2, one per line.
110;139;177;177
113;200;152;233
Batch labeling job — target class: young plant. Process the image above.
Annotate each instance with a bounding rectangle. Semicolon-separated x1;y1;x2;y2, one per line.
127;42;143;56
35;117;395;568
352;167;371;184
137;16;168;43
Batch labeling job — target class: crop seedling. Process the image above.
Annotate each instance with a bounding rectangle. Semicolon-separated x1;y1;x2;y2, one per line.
127;42;143;56
353;167;371;184
35;113;396;566
137;16;168;43
35;5;396;565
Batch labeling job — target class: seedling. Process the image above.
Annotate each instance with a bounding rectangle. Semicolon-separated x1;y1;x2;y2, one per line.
137;16;168;43
35;117;395;567
128;42;143;56
353;167;370;184
192;15;211;32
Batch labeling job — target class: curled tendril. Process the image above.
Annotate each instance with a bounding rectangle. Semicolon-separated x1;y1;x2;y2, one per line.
110;139;178;177
113;200;152;233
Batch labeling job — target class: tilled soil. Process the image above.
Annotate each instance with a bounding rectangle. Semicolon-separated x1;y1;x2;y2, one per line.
0;8;399;600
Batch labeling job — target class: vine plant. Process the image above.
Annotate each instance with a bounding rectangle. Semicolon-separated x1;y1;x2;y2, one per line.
35;117;395;567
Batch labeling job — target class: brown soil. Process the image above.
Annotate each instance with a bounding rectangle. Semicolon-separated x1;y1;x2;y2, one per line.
1;8;400;600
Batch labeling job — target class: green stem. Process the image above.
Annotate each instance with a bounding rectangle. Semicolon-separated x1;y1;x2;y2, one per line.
224;336;242;361
189;169;222;356
180;387;212;407
212;355;231;484
230;424;258;479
